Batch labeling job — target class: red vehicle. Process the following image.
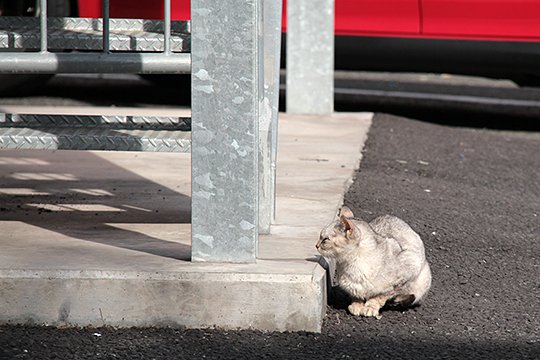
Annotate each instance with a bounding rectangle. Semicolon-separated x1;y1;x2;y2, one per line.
75;0;540;42
77;0;540;82
2;0;540;81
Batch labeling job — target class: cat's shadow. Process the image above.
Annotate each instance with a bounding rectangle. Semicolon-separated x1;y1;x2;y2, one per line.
328;286;418;314
328;286;352;311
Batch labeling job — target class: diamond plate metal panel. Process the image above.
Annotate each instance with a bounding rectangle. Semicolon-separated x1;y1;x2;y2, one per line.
0;114;191;152
0;127;191;152
0;17;190;52
0;114;191;130
0;17;190;33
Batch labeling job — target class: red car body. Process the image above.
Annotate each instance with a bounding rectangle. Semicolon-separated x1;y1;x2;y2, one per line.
77;0;540;42
75;0;540;81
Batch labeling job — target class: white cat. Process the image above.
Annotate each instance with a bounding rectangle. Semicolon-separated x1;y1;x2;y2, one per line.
317;206;432;319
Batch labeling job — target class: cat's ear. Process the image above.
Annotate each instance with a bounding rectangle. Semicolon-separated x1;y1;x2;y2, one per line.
339;206;354;219
340;215;359;242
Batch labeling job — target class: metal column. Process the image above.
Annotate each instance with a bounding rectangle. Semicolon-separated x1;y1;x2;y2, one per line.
259;0;283;234
287;0;334;114
191;0;263;262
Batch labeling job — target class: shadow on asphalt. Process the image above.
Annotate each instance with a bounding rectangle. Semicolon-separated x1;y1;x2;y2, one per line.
4;73;540;133
1;322;537;359
335;102;540;132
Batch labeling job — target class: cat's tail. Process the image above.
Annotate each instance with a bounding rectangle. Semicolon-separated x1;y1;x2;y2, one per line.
405;261;432;305
388;294;416;308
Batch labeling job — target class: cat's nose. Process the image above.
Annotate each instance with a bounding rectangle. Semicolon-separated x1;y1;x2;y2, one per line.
315;243;320;249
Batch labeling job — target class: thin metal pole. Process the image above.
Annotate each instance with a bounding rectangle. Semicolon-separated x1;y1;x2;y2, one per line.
164;0;171;54
102;0;110;53
39;0;48;52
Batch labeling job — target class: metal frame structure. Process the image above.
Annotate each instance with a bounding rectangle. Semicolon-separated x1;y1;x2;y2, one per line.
0;0;284;263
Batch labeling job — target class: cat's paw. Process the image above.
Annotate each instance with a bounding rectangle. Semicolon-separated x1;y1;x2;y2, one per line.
349;302;382;319
360;303;382;319
348;302;365;316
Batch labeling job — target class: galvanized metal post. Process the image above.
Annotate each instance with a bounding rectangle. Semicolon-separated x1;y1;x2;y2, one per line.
191;0;263;262
286;0;334;114
259;0;282;234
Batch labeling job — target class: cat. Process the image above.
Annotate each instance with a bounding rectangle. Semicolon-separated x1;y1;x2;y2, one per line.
316;206;432;319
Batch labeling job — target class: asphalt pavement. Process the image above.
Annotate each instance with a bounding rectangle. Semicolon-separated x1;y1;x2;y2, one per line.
1;111;538;359
1;74;539;359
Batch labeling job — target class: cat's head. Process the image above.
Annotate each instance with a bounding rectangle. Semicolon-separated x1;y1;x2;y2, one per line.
316;206;360;258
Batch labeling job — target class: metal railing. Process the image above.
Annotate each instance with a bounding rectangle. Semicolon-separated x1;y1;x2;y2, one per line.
0;0;190;73
0;0;284;263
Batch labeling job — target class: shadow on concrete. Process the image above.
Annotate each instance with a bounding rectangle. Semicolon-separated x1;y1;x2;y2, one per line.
0;150;191;261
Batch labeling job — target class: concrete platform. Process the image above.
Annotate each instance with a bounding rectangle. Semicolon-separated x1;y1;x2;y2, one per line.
0;112;372;332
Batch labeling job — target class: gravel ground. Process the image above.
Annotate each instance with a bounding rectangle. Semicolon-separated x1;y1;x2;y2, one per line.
1;113;539;360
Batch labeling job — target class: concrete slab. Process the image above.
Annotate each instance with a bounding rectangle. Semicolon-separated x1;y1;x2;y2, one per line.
0;112;372;332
